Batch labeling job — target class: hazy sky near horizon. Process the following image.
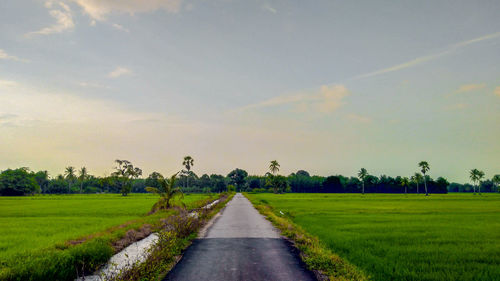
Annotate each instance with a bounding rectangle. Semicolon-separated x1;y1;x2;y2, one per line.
1;0;499;182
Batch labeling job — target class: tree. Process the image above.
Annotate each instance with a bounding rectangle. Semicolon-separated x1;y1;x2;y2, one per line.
357;168;368;194
470;169;485;195
112;160;142;196
493;175;500;193
0;168;40;196
64;166;76;193
418;161;430;196
322;176;343;193
269;160;280;175
227;168;248;191
400;177;410;194
145;172;163;190
182;156;194;188
265;174;289;193
34;170;49;193
78;167;88;194
146;172;183;210
411;173;423;194
296;170;310;177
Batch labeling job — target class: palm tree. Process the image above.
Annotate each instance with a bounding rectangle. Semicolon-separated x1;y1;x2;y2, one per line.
269;160;280;175
182;156;194;188
400;177;410;194
411;173;423;194
492;175;500;193
470;169;485;195
146;172;183;210
418;161;430;196
358;168;368;195
64;166;76;193
78;167;88;194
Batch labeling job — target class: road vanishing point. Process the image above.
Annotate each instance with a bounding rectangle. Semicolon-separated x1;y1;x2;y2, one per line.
164;193;316;281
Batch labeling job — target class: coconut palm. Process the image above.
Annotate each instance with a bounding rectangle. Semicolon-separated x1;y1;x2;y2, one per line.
470;169;485;195
146;172;183;210
411;173;423;194
64;166;76;193
358;168;368;195
418;161;430;196
78;167;88;194
269;160;280;175
182;156;194;188
400;177;410;194
493;175;500;193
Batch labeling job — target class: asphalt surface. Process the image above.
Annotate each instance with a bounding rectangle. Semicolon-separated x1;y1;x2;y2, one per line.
164;193;316;281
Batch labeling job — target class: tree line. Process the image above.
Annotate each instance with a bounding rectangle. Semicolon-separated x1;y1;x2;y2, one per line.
0;158;498;196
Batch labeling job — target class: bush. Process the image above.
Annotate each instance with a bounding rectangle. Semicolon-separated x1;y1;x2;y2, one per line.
0;168;40;196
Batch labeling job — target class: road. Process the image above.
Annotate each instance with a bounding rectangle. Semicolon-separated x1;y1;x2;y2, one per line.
164;193;316;281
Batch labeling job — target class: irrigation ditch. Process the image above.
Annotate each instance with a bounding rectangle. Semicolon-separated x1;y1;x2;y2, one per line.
76;193;233;281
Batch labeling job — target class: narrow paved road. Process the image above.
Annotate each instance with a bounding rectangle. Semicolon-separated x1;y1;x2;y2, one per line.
164;193;316;281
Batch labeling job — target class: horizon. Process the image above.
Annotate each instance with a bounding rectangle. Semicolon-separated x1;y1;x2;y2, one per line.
1;0;500;183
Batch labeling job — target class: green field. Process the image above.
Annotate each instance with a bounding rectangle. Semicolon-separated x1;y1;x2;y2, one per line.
247;193;500;281
0;194;209;265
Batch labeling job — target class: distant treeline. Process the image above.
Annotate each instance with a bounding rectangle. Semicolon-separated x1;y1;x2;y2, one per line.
0;166;498;196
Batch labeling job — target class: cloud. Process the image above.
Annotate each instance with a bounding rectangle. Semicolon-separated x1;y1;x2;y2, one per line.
494;86;500;97
444;103;467;111
0;80;206;176
317;85;349;113
238;85;349;113
78;81;110;89
112;23;129;32
108;67;132;78
354;32;500;80
0;50;28;62
262;3;277;14
26;1;75;36
0;80;19;88
347;113;372;123
455;83;486;93
72;0;183;21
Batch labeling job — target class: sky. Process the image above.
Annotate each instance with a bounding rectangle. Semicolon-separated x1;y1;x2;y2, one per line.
1;0;499;183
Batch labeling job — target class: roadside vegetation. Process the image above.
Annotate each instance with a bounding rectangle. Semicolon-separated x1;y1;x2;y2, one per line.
246;193;500;281
111;192;234;281
0;193;214;281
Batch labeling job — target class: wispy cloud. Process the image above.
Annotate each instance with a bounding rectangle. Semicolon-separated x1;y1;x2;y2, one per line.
262;3;277;14
108;67;132;78
455;83;486;93
111;23;129;32
495;86;500;97
72;0;183;21
354;32;500;80
444;103;467;111
78;81;110;89
0;80;18;88
238;85;349;113
347;113;372;123
26;1;75;36
0;49;29;62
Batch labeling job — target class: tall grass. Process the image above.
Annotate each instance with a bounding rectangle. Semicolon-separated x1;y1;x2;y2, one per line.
247;193;500;281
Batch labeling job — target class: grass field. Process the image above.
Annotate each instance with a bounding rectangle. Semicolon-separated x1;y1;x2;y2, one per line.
247;193;500;281
0;193;209;266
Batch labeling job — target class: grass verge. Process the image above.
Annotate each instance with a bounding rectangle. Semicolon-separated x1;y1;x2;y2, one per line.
108;192;235;281
244;193;368;281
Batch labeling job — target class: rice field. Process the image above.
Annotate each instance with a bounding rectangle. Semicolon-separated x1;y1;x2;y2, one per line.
0;194;209;265
246;193;500;281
